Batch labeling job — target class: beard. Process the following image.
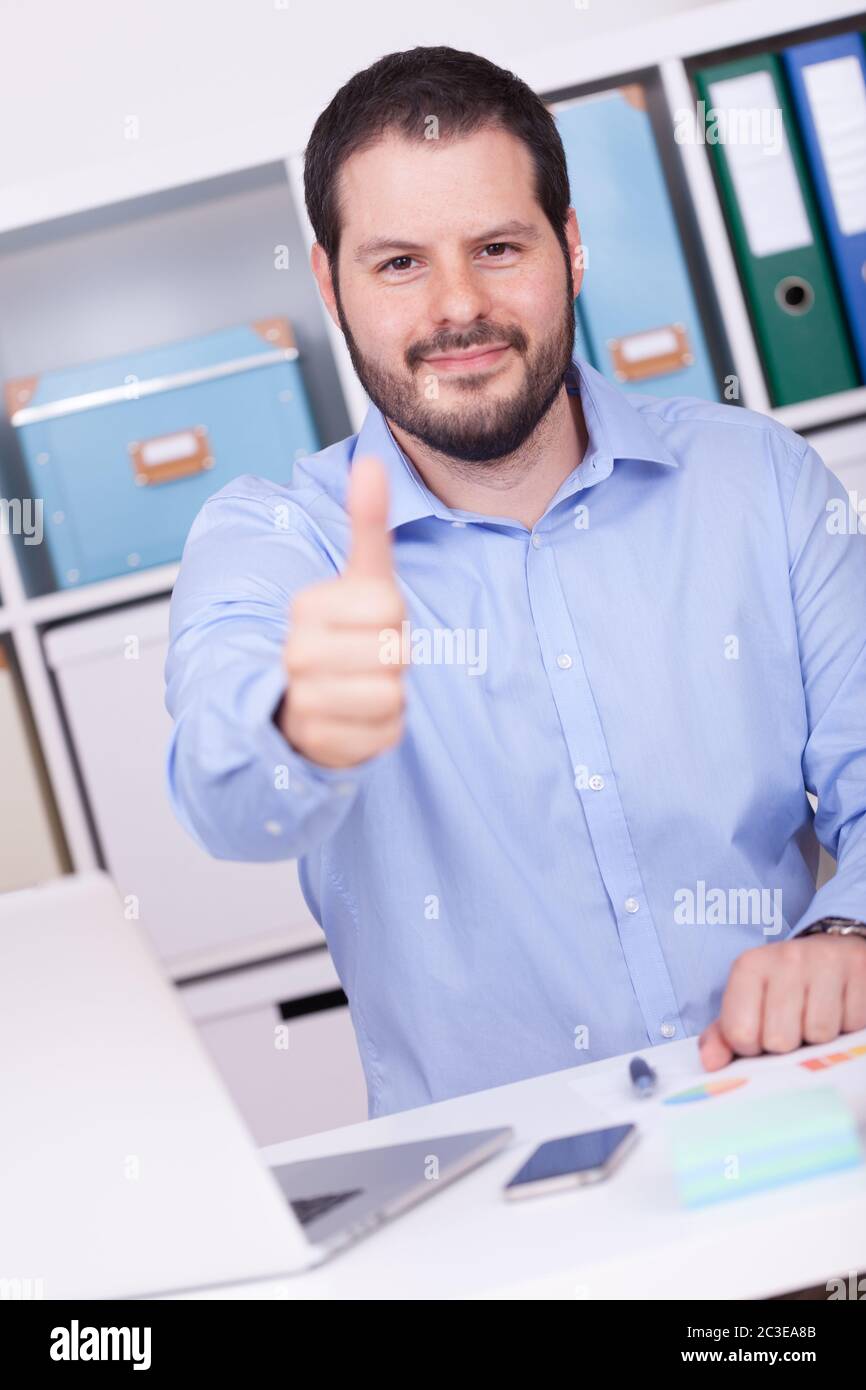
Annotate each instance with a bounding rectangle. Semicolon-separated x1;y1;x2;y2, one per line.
332;267;577;465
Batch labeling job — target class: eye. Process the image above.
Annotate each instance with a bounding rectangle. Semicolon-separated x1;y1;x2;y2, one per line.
479;242;518;259
379;255;418;274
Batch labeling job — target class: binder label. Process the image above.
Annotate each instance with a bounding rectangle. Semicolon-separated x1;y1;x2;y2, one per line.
707;73;812;257
802;56;866;236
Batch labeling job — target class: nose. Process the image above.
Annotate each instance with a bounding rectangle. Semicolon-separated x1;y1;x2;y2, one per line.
426;257;493;331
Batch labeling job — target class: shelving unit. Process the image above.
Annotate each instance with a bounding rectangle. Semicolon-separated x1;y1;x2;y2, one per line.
0;158;353;890
0;0;863;948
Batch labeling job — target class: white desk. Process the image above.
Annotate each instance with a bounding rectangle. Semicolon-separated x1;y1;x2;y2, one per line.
176;1029;866;1300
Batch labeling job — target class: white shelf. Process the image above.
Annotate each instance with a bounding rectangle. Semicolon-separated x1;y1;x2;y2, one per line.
772;388;866;435
0;563;179;634
26;563;179;627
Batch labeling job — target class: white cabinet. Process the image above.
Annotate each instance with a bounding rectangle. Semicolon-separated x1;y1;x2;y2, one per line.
180;949;368;1146
43;599;323;977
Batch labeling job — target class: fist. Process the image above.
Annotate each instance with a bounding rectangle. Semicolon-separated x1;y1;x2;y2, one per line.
700;933;866;1070
280;455;408;768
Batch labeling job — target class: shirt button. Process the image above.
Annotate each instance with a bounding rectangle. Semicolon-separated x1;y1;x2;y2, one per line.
335;781;355;797
451;519;466;528
530;534;542;549
624;897;640;913
588;774;605;791
660;1022;677;1040
556;653;573;670
264;820;282;836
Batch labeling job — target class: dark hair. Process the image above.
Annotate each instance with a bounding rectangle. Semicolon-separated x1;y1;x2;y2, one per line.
303;45;571;276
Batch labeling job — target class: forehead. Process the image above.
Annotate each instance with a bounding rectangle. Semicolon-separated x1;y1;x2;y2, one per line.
336;126;540;248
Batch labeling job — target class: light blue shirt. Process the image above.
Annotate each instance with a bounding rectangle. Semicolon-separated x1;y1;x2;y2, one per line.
165;355;866;1118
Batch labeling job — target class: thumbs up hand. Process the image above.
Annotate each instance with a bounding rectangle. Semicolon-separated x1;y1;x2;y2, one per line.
280;456;408;768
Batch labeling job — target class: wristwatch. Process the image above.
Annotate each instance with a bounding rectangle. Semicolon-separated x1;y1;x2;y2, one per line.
801;917;866;940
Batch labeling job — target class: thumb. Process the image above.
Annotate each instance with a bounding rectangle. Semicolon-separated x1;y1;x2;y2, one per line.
698;1019;734;1072
347;454;393;581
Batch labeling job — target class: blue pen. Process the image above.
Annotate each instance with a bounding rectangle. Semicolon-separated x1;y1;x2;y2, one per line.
629;1055;657;1098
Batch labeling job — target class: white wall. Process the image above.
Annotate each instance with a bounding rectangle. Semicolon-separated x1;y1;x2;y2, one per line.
0;0;742;230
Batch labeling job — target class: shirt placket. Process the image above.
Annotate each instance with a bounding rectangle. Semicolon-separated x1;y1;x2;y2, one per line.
524;500;686;1047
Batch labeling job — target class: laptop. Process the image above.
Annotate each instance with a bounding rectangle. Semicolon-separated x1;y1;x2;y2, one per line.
0;871;513;1299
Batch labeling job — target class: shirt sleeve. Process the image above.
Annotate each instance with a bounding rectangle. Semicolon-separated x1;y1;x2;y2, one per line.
783;440;866;936
164;479;388;862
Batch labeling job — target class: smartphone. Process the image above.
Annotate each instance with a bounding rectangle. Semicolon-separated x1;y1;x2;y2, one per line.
503;1123;638;1199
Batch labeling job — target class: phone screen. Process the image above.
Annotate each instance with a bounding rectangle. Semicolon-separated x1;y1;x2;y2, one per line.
506;1124;635;1189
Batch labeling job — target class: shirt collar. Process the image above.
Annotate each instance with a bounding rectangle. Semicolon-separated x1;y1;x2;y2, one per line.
350;352;679;533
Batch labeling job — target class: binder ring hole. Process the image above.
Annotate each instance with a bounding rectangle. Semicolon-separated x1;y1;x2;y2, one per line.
775;277;814;316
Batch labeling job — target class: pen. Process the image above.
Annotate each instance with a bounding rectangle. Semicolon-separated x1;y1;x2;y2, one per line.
629;1055;657;1098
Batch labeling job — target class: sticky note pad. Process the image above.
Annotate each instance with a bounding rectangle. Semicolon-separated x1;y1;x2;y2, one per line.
667;1085;863;1208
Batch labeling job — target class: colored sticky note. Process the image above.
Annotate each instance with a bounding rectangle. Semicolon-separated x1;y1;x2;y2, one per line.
667;1085;863;1208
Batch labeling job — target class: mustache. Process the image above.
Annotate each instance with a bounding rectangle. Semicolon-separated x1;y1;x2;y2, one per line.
406;326;528;370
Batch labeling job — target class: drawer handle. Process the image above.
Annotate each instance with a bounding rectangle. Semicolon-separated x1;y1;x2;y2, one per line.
278;988;348;1021
129;424;214;486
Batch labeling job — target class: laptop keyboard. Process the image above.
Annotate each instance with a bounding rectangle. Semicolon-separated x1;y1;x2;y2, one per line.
289;1188;364;1227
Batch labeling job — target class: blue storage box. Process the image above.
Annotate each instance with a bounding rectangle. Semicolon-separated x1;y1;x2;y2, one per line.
4;317;320;588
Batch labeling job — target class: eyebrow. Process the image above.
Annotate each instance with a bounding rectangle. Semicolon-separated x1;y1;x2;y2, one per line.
352;220;542;264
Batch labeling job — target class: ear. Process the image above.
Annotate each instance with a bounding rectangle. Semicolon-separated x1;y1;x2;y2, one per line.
564;208;585;298
311;242;340;330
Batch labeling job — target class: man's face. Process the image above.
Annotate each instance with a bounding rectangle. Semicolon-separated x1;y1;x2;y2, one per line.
313;125;582;464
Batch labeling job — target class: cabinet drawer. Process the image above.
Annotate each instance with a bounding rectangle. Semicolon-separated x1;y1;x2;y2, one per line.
179;949;368;1147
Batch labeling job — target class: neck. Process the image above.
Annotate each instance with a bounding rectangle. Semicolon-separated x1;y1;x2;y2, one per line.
386;386;588;530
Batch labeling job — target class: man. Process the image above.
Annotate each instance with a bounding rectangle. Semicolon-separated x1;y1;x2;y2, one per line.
166;46;866;1119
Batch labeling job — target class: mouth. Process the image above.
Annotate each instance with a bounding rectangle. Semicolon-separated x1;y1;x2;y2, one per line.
422;344;511;374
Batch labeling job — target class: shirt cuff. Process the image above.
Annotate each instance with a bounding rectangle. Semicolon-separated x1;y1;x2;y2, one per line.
789;886;866;939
